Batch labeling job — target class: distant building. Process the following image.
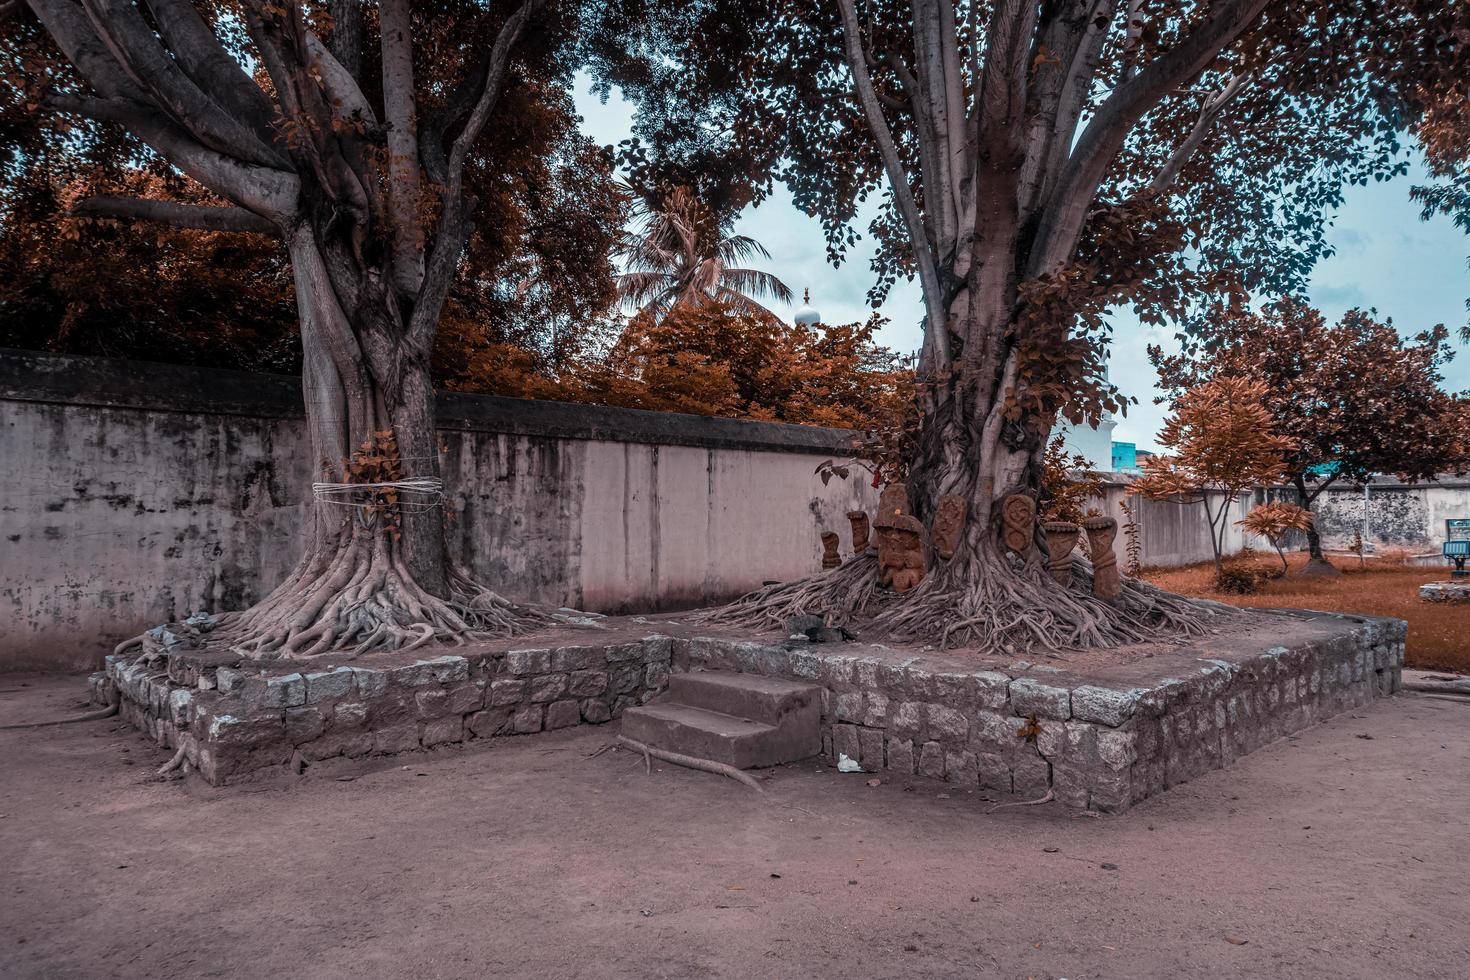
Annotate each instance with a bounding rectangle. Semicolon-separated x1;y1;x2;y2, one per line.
1056;414;1117;472
793;289;821;326
1112;441;1137;472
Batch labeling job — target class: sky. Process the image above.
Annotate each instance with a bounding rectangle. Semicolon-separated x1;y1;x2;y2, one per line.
573;75;1470;453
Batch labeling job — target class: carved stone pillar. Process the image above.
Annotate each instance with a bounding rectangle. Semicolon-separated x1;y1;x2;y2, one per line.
1000;494;1038;556
875;514;927;593
1042;521;1081;587
847;511;871;554
930;495;967;560
821;532;842;569
1082;515;1121;600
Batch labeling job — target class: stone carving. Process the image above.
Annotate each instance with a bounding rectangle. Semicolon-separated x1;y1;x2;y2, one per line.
1042;521;1081;587
877;483;910;523
931;494;967;560
875;514;927;593
821;532;842;569
847;511;871;553
1000;493;1038;555
1082;515;1121;600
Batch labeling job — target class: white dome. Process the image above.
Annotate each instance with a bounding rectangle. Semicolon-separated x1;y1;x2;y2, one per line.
793;288;820;326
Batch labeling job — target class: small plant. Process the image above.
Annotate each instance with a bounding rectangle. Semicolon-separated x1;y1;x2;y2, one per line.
343;429;404;538
1236;500;1313;573
1039;434;1107;524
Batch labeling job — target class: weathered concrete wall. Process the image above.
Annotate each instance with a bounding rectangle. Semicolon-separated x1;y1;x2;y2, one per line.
1305;478;1470;552
1;350;873;672
1094;474;1470;567
1093;478;1260;569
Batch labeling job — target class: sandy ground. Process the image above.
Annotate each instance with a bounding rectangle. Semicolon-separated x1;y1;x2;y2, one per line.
2;673;1467;980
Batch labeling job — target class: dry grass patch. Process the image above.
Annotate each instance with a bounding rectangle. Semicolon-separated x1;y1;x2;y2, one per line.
1141;551;1470;673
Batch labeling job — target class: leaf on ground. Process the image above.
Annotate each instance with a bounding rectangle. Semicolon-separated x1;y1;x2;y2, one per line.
1225;935;1249;945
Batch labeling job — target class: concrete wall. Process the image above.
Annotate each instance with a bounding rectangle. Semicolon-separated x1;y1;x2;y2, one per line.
1087;476;1260;570
7;348;1465;671
0;350;873;671
1301;478;1470;552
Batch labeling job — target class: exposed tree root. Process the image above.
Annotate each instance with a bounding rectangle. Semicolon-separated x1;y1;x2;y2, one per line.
0;690;119;730
616;735;765;792
157;739;190;777
693;552;881;631
138;525;561;662
699;550;1235;655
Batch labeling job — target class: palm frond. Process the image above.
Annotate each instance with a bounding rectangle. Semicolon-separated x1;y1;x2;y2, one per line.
718;267;793;304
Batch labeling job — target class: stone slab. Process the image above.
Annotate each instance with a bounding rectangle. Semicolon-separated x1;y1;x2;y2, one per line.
1419;581;1470;603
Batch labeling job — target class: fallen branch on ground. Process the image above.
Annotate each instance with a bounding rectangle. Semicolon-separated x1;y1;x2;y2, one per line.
615;735;764;793
988;789;1054;812
0;691;119;730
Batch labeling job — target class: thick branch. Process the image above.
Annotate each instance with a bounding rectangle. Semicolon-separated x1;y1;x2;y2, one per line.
327;0;363;79
445;0;542;201
25;0;149;100
305;32;377;126
1030;0;1271;276
834;0;947;367
379;0;425;296
45;93;299;221
141;0;277;140
79;0;287;168
1148;72;1250;195
74;194;280;235
1017;0;1114;224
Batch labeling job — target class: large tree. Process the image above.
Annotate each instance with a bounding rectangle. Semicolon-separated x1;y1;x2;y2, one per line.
1151;299;1470;573
590;0;1467;649
8;0;596;659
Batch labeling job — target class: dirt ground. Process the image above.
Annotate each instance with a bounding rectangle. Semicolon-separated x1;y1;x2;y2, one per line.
2;673;1467;980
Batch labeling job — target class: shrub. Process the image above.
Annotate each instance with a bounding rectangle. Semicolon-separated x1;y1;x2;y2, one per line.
1216;552;1284;594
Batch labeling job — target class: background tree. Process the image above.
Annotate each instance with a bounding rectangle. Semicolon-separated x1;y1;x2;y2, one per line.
575;300;909;430
1237;500;1314;574
7;0;605;658
1130;377;1296;580
589;0;1461;648
616;185;792;320
1151;299;1470;573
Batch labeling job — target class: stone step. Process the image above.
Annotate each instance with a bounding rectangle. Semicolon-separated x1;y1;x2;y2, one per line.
621;701;817;770
667;670;821;727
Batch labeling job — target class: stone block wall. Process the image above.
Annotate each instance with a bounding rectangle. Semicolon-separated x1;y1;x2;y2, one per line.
96;636;673;784
674;616;1405;812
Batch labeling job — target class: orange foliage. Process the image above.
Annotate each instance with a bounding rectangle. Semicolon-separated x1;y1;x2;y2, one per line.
563;301;912;431
1130;377;1296;576
1237;500;1314;572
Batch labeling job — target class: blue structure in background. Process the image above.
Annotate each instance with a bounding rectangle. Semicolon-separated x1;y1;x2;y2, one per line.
1112;441;1137;472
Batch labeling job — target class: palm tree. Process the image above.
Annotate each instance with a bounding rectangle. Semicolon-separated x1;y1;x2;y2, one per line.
617;186;793;320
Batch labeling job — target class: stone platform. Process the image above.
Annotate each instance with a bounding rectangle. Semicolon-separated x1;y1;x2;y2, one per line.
93;609;1404;811
1419;580;1470;603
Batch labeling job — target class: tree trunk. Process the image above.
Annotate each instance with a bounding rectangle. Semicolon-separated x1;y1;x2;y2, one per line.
194;226;540;660
1293;474;1340;577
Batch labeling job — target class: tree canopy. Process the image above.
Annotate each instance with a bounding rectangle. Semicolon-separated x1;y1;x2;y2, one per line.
0;1;626;380
1150;298;1470;563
